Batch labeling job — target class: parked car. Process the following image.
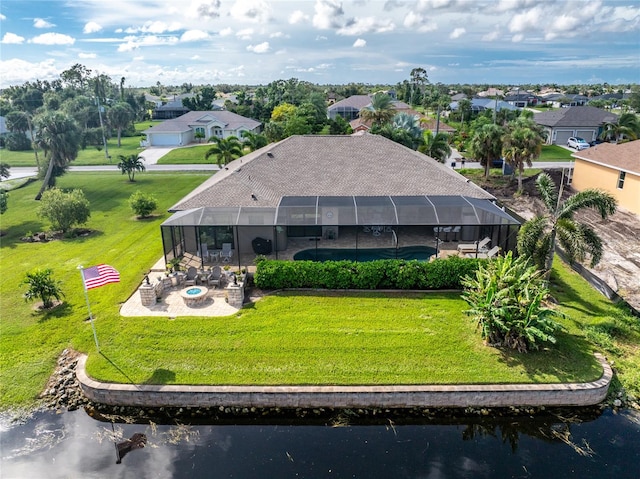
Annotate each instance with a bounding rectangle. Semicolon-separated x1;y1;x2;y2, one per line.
567;137;590;150
491;158;504;168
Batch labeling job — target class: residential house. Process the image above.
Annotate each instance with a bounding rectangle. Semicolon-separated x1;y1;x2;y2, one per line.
152;98;190;120
161;134;520;269
571;140;640;215
143;111;261;147
534;106;618;145
328;95;373;121
504;92;542;108
449;98;517;113
541;93;589;108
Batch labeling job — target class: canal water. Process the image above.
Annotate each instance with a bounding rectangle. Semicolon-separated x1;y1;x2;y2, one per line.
1;407;639;478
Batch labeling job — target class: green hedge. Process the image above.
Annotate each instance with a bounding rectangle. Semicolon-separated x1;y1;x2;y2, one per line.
254;256;483;290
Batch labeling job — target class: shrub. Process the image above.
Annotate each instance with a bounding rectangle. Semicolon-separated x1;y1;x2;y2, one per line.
0;190;7;215
461;251;563;352
37;188;90;232
129;190;157;218
254;257;482;290
22;268;64;309
4;132;31;151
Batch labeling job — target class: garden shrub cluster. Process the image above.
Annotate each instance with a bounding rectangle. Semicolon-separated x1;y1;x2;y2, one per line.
254;256;482;290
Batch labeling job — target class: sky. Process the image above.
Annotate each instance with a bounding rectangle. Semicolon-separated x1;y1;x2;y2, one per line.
1;0;639;89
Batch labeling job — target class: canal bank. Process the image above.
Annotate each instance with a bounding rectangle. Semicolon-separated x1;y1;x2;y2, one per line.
77;353;612;409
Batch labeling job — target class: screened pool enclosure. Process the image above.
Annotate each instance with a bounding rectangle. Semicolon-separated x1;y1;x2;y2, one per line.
161;195;521;269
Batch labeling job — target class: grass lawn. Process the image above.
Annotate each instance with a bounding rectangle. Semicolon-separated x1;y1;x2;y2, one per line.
0;121;161;167
157;144;212;164
539;144;575;161
1;172;638;410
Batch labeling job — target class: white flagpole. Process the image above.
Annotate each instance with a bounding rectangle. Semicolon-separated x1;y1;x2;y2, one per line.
78;266;100;352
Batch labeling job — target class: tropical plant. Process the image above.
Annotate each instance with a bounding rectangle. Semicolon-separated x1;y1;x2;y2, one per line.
0;163;10;179
502;118;545;193
419;130;452;162
517;172;617;277
462;252;563;352
107;101;135;147
599;113;640;142
117;154;146;182
194;130;206;143
0;190;7;215
359;93;396;127
37;188;90;233
22;268;65;309
204;136;244;166
468;123;505;178
33;112;81;200
128;190;157;218
241;130;268;152
392;112;422;139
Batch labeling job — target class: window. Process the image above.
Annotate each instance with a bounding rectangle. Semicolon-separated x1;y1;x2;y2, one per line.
618;171;626;189
195;127;205;136
212;127;222;137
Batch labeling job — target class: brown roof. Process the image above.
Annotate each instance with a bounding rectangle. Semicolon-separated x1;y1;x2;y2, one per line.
171;134;493;211
534;106;618;128
572;140;640;176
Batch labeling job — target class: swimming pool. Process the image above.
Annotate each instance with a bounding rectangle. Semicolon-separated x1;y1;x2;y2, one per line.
293;245;437;262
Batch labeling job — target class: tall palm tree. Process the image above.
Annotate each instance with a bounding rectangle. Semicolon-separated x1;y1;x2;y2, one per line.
107;102;135;147
502;119;545;193
205;136;244;167
419;130;451;163
517;172;617;278
241;130;268;152
391;112;423;149
359;93;395;127
599;113;640;142
34;112;81;200
468;123;505;178
117;154;146;182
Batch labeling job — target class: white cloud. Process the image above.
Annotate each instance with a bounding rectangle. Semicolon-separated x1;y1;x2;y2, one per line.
449;27;465;39
186;0;221;19
191;54;201;59
117;35;179;52
236;28;254;40
509;6;543;33
181;30;209;42
0;14;6;21
219;27;233;37
230;0;272;24
140;21;182;34
289;10;309;24
416;0;459;11
512;33;524;42
30;32;75;45
83;22;102;34
403;11;437;32
270;31;288;38
337;17;395;36
313;0;345;29
353;38;366;47
78;52;97;58
1;32;25;44
34;18;55;28
0;58;60;86
482;30;500;42
246;41;270;53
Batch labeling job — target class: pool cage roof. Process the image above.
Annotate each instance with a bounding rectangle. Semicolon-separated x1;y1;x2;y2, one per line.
162;196;520;228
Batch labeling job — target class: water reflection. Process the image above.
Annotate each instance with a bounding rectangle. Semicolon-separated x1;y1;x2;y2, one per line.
1;407;638;478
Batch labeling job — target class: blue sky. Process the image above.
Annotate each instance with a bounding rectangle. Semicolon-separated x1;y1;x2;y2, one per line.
1;0;639;89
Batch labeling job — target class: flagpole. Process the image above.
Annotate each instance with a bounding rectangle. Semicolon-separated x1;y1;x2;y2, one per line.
78;266;100;352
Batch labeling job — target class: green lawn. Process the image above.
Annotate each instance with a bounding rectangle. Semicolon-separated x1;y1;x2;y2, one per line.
0;121;161;167
539;144;575;161
157;144;212;164
1;171;638;410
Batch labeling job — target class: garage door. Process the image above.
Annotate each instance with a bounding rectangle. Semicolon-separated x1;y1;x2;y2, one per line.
554;130;573;146
576;130;596;142
149;134;179;146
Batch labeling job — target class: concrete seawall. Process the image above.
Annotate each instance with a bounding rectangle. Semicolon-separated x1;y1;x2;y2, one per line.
77;354;612;408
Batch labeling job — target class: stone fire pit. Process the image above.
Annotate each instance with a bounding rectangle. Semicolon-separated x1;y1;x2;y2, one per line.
179;286;209;307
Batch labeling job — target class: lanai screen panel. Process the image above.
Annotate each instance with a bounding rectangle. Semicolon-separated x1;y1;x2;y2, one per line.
275;196;319;225
236;207;277;225
317;196;357;225
161;208;205;227
429;196;478;225
393;196;438;225
465;197;520;225
354;196;397;225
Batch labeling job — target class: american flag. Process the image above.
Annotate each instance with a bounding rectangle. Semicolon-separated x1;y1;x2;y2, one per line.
82;264;120;290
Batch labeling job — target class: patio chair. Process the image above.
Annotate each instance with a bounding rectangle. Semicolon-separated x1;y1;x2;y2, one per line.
207;266;222;288
457;237;491;254
221;243;233;263
466;245;501;259
200;244;210;262
184;267;198;286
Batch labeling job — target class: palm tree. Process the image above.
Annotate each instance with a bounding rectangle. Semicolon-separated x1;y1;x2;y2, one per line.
599;113;640;142
391;113;423;149
359;93;395;127
117;154;146;182
419;130;451;163
34;112;81;200
517;172;617;278
502;119;545;193
468;123;505;178
107;102;135;147
205;136;244;167
241;130;268;152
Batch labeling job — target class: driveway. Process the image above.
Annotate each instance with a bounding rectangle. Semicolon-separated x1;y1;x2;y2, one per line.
138;147;175;165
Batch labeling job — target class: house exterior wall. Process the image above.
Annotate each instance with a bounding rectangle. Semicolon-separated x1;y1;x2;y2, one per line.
572;160;640;215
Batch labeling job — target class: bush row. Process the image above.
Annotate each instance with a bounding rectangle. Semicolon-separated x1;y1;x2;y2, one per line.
254;256;483;290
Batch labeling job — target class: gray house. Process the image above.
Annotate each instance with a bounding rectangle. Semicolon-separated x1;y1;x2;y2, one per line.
534;106;618;145
161;134;520;269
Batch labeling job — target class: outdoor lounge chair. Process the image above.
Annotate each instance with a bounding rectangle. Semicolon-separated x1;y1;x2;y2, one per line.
466;245;501;259
221;243;233;263
200;244;210;262
184;267;198;286
457;237;491;253
207;266;222;288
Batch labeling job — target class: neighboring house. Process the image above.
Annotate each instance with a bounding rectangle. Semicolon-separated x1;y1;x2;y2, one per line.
143;111;261;147
450;93;467;102
152;99;190;120
349;109;455;134
161;134;520;269
541;93;589;108
449;98;517;113
476;88;504;98
534;106;618;145
504;93;542;108
328;95;374;120
571;140;640;215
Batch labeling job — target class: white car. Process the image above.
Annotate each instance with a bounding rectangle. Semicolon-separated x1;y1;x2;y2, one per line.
567;137;590;150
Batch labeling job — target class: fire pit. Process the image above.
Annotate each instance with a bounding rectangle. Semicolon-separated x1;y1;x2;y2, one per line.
179;286;209;307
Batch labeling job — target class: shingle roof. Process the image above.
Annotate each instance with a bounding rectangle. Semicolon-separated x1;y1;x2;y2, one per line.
143;111;261;134
328;95;372;111
170;134;494;211
572;140;640;176
534;106;618;128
